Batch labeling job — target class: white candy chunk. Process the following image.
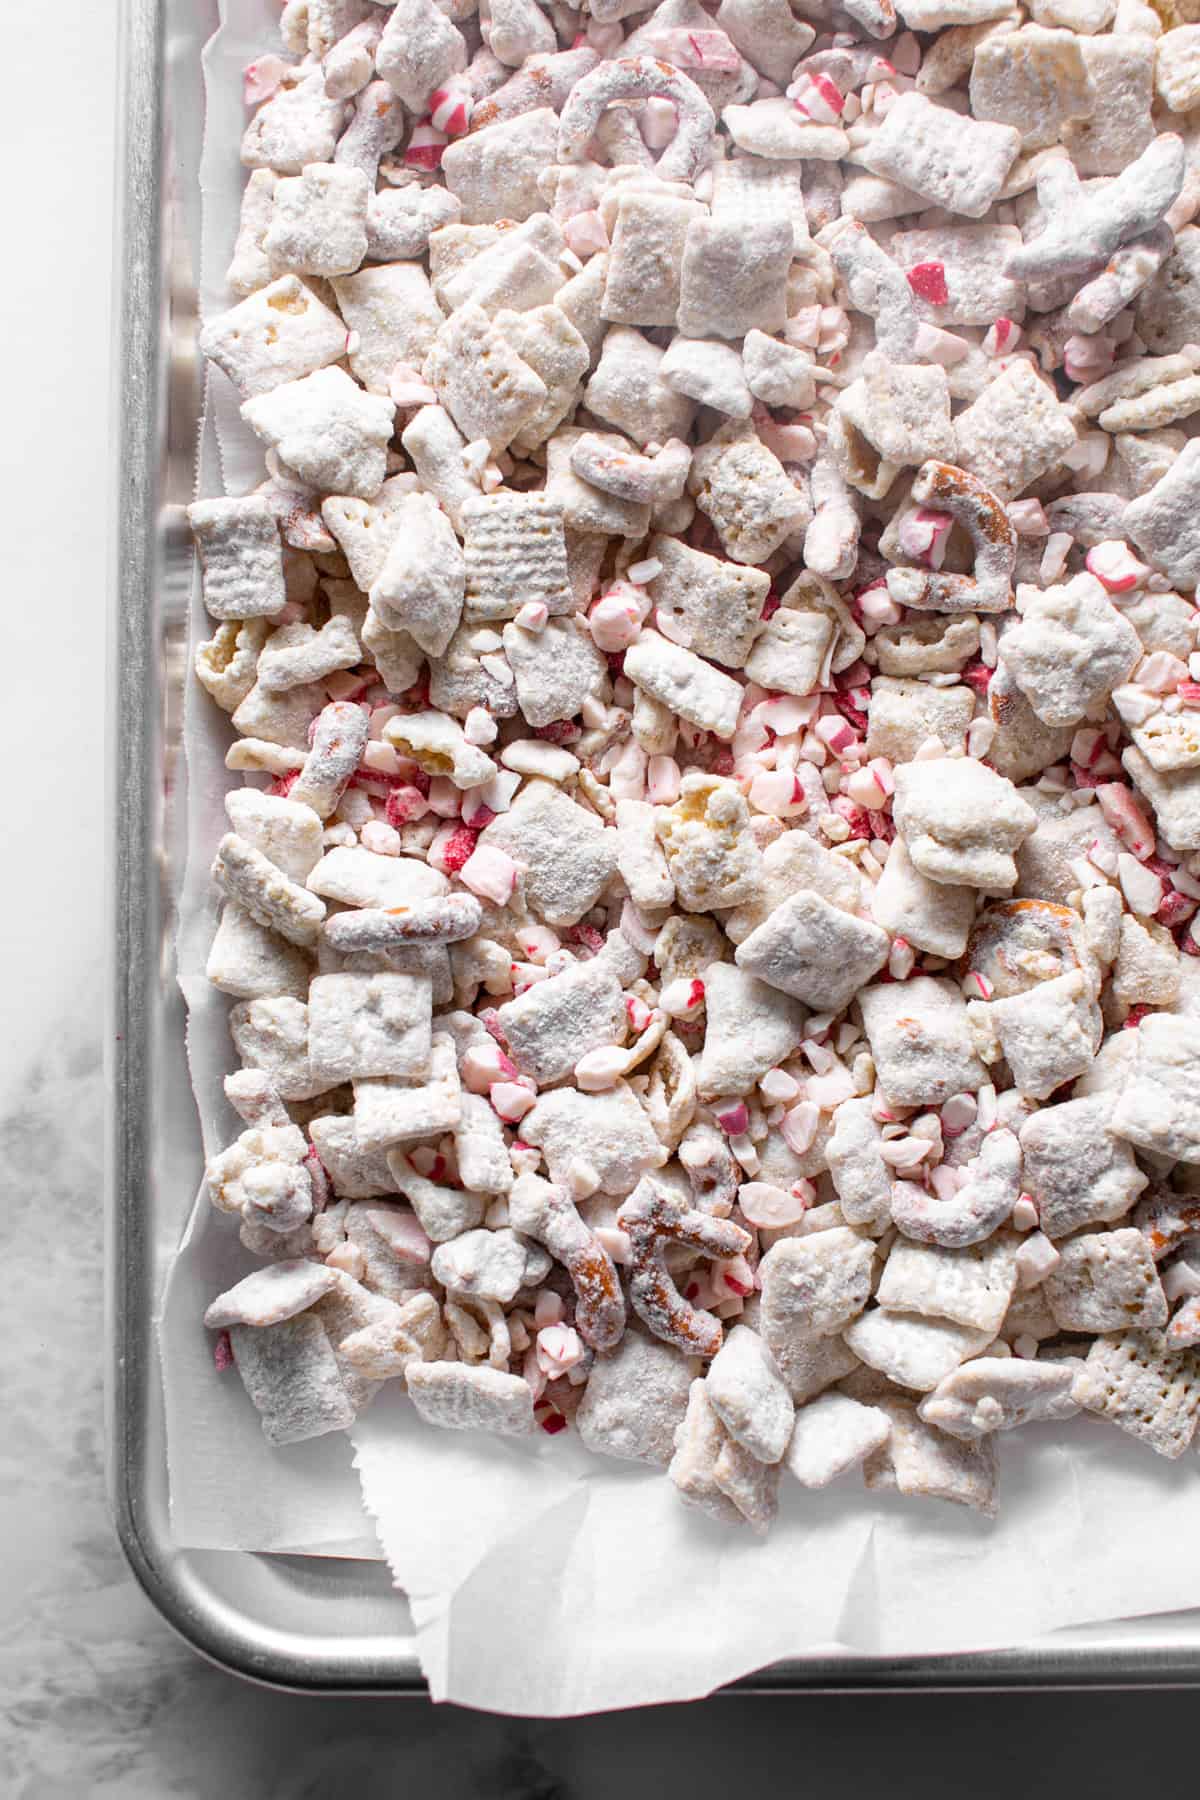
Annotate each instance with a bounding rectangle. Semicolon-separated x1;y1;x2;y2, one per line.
242;366;396;499
784;1392;891;1488
406;1361;535;1436
892;758;1037;892
705;1326;795;1463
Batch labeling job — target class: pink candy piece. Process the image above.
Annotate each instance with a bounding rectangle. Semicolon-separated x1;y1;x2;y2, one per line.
389;362;438;409
1096;782;1156;858
789;70;844;124
626;994;653;1033
404;122;448;170
649;27;742;73
888;937;916;980
736;1181;811;1229
536;1323;586;1378
535;1290;565;1328
564;210;610;257
365;1206;433;1266
906;261;948;306
589;589;643;652
463;1042;519;1092
646;754;681;804
213;1330;234;1372
857;581;904;632
896;507;953;568
491;1080;536;1122
780;1100;819;1156
983;317;1019;356
460;843;518;905
713;1100;750;1137
360;820;401;856
429;82;472;137
1086;541;1150;593
243;55;287;107
756;420;817;465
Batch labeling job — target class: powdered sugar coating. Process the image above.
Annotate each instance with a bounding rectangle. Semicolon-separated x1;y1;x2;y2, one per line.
192;0;1200;1526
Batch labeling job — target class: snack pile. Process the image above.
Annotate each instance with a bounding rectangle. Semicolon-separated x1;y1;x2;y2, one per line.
194;0;1200;1531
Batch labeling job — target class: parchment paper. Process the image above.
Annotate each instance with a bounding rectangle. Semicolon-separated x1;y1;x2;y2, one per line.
160;0;1200;1712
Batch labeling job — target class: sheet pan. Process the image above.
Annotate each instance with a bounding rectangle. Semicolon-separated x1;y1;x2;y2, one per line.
105;0;1200;1694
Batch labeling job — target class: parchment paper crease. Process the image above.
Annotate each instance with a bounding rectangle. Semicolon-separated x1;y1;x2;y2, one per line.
157;0;1200;1713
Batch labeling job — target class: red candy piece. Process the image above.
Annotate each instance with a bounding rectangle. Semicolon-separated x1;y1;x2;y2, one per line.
907;261;948;305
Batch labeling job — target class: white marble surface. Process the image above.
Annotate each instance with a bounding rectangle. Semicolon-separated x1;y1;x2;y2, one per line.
0;4;1194;1791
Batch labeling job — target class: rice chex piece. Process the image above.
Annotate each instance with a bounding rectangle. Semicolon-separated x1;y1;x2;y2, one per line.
785;1391;891;1488
576;1331;699;1467
759;1228;876;1340
1111;1012;1200;1164
705;1325;795;1463
918;1357;1080;1442
1072;1328;1200;1458
462;491;574;623
406;1361;537;1436
843;1309;994;1392
1043;1228;1168;1334
735;890;889;1013
877;1236;1020;1336
229;1314;355;1446
862;1395;999;1515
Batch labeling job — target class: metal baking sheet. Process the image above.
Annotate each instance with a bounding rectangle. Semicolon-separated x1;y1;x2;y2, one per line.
106;0;1200;1693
